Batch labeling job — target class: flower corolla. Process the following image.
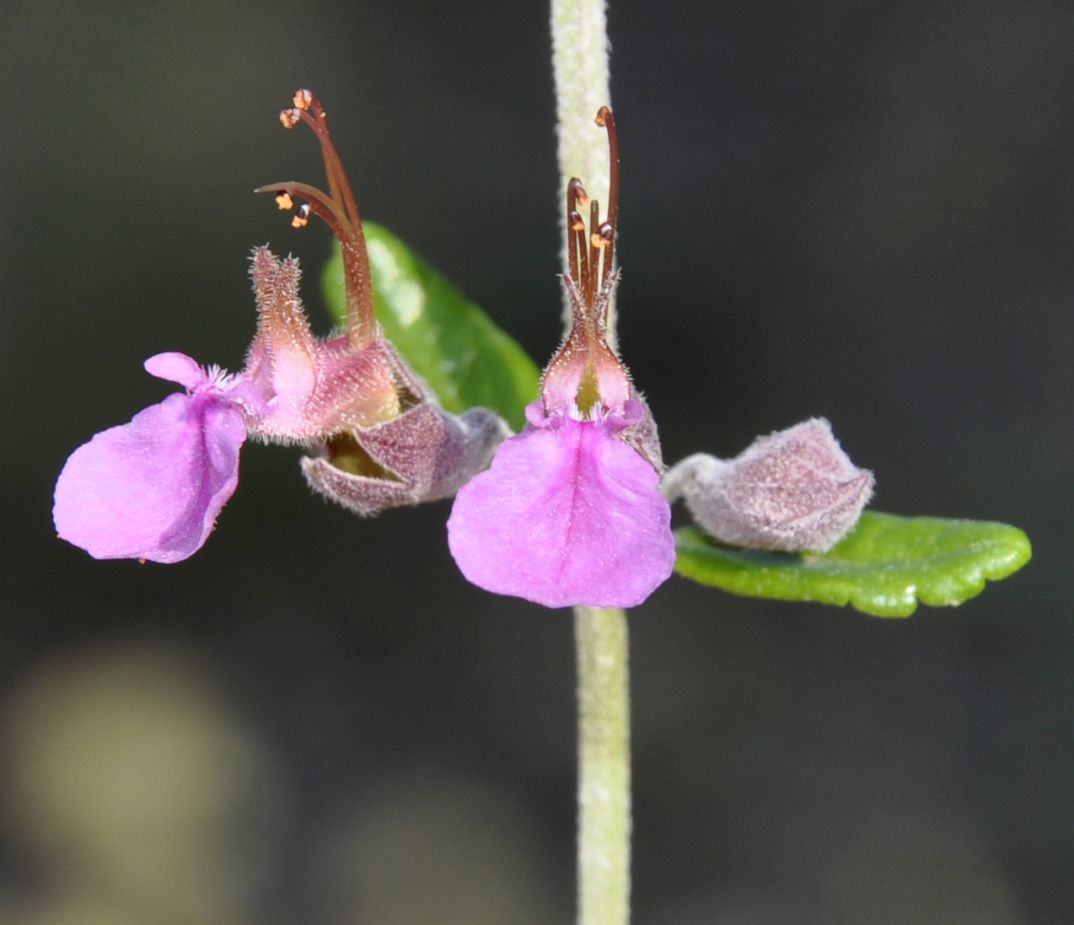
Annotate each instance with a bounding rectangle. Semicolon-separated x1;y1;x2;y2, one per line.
448;108;676;608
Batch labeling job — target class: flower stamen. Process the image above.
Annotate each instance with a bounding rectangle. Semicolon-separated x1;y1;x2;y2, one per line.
545;107;628;419
563;108;620;325
256;89;375;349
595;105;619;287
259;182;351;246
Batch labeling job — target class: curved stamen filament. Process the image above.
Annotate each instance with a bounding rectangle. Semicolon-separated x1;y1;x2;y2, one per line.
567;178;590;300
255;181;353;243
289;106;364;239
587;199;601;308
266;89;376;348
595;106;619;286
564;107;621;323
289;90;342;208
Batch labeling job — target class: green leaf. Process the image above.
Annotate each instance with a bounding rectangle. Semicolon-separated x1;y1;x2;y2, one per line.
322;223;540;430
674;511;1032;618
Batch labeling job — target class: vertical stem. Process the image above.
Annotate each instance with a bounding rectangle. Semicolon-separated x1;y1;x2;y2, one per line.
552;3;631;922
551;0;612;237
551;0;618;343
574;605;631;925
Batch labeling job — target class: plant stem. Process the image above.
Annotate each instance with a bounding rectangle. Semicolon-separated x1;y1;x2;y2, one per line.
552;3;631;922
574;605;631;925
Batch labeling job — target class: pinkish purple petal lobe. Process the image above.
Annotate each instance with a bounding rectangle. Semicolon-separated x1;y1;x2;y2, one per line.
53;391;246;563
447;418;674;608
144;352;210;390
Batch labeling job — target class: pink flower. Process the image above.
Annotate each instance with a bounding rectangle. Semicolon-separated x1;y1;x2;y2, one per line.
448;108;675;608
54;90;507;562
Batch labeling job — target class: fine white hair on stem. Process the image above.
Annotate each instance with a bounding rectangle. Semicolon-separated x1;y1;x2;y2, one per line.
574;604;631;925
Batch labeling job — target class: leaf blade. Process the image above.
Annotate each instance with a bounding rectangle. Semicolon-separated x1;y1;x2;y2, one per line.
322;224;540;430
675;511;1032;617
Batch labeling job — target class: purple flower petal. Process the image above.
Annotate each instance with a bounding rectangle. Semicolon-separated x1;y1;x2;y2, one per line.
144;352;211;391
53;391;246;563
447;417;674;608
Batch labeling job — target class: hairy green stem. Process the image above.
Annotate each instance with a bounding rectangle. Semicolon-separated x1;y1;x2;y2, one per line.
574;605;631;925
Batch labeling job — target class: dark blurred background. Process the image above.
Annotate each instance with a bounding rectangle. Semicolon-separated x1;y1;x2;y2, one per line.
3;1;1071;922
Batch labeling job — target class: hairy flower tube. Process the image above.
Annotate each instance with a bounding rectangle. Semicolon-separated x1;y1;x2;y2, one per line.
54;89;507;562
448;108;676;608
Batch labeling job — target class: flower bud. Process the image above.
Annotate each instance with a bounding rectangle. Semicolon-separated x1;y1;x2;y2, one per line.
664;418;874;552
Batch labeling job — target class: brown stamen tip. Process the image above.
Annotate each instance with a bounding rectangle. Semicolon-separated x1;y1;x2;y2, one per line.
598;222;614;242
280;108;301;129
570;211;586;232
274;191;294;211
293;88;313;111
595;106;611;128
568;177;589;207
291;203;310;228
